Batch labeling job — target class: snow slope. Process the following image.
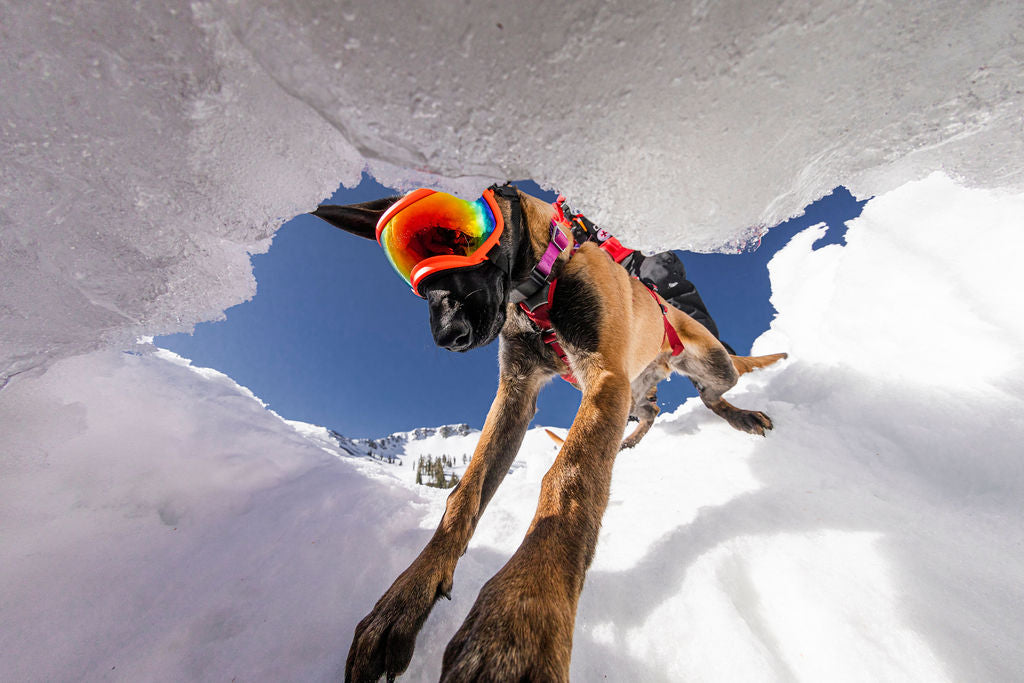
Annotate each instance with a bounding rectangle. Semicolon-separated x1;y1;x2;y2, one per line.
3;175;1023;681
3;0;1023;382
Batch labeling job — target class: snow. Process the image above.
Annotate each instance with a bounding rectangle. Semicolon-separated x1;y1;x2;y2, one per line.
3;174;1024;681
0;346;431;681
3;0;1024;383
3;0;1024;677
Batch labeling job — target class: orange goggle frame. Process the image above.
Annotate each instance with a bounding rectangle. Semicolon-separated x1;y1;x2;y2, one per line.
376;188;504;296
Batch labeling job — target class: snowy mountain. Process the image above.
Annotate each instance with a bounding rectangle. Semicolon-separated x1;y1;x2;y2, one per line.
3;174;1023;681
284;419;478;467
355;424;477;456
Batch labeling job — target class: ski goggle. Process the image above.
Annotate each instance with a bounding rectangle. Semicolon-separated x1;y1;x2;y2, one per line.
376;187;504;296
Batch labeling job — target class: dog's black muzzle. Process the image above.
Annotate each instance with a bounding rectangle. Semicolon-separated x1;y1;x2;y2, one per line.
420;264;507;352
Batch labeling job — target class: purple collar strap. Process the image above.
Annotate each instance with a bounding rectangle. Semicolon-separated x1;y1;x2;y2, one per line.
537;220;571;276
509;220;573;308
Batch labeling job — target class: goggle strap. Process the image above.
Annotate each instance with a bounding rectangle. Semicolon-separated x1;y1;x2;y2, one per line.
484;184;521;278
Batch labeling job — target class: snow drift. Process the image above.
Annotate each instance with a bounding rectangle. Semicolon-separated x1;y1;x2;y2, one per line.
3;0;1024;382
3;175;1023;681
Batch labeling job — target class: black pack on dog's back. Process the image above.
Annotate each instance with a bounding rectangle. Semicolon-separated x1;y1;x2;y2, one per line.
626;251;729;349
567;203;730;350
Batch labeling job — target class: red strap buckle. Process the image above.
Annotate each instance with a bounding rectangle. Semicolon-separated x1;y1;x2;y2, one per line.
599;236;634;264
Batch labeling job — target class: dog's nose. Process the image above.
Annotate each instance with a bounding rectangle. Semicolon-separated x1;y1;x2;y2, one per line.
435;317;473;351
425;288;478;352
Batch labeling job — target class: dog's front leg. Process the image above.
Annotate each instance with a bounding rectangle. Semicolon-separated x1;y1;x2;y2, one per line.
345;345;547;683
441;363;632;682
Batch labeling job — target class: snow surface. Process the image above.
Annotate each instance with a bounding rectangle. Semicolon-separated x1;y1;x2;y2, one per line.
3;0;1024;383
3;175;1023;681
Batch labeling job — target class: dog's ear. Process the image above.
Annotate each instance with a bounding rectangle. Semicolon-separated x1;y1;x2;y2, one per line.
310;195;402;240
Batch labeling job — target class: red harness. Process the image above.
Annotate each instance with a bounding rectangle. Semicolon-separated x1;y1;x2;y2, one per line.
518;201;684;385
643;280;686;356
520;279;579;384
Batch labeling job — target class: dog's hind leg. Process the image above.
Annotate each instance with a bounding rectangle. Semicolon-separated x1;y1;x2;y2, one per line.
664;308;777;436
539;356;673;455
543;365;669;451
678;345;774;435
621;357;671;450
621;384;659;449
345;340;550;683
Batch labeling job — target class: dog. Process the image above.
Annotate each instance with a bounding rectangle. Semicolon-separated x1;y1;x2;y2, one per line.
313;184;786;682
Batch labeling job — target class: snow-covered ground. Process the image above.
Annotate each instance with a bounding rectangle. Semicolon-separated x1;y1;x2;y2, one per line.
3;175;1023;681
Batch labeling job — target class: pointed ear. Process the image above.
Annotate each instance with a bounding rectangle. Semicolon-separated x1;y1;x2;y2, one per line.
310;195;402;240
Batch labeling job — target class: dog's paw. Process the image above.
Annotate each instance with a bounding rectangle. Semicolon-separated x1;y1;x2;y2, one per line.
345;557;453;683
620;425;650;450
730;409;773;436
440;568;572;683
710;399;774;436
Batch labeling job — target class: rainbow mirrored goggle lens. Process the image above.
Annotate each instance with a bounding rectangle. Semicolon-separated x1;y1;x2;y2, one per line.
376;188;503;295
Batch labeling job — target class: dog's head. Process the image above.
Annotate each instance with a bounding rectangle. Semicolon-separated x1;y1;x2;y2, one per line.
312;193;523;352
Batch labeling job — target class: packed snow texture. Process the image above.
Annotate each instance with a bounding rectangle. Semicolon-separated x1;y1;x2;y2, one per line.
3;175;1023;681
3;0;1023;383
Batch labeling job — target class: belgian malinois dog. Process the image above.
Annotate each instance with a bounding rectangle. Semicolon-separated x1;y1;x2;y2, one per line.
313;184;786;682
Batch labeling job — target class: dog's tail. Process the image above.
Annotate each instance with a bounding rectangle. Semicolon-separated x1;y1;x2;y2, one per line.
730;352;788;376
544;429;565;447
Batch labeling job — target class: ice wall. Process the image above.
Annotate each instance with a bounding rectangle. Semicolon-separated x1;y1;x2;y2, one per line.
3;0;1022;382
0;0;360;385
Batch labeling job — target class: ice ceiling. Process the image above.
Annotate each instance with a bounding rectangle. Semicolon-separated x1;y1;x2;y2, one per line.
2;0;1022;382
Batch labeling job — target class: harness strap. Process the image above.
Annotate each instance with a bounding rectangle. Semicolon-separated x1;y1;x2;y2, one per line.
518;280;579;385
598;236;634;264
510;220;571;307
515;192;682;386
642;283;685;356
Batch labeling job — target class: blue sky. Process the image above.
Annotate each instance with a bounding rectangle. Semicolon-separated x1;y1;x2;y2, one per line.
157;175;864;438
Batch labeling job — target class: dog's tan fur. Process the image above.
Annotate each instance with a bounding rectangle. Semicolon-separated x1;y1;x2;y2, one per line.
341;190;786;682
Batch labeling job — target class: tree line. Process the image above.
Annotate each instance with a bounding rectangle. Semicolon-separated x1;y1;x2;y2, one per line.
415;454;462;489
